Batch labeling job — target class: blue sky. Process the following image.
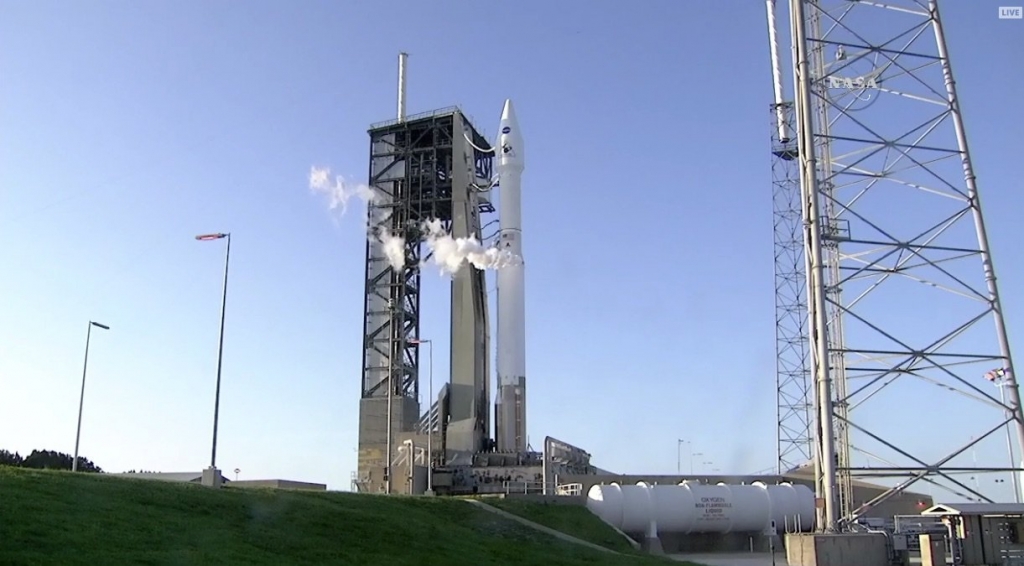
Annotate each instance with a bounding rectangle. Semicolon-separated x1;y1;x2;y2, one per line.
1;0;1022;495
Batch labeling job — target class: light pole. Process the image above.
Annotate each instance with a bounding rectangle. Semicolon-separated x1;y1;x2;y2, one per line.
410;338;433;494
385;298;395;495
677;439;687;475
997;380;1022;502
196;232;231;473
692;452;703;475
73;320;110;472
985;368;1022;503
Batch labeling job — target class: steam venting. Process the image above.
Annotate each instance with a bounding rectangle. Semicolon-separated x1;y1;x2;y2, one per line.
309;165;520;274
420;218;519;275
309;166;378;214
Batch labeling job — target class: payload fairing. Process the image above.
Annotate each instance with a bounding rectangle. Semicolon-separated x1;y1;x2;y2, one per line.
494;99;528;453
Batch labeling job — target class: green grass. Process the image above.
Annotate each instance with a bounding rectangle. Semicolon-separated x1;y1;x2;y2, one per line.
0;468;694;565
479;496;640;553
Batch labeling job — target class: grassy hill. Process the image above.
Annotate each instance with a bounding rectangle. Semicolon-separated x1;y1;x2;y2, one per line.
479;496;639;553
0;468;689;565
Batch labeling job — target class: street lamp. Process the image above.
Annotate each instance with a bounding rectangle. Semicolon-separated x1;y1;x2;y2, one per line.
196;232;231;473
677;440;702;475
996;379;1021;502
73;321;110;472
410;338;433;494
385;298;395;495
985;368;1022;503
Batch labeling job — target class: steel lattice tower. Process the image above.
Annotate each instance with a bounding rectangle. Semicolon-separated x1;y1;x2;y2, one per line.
767;1;815;477
770;0;1024;530
354;106;495;494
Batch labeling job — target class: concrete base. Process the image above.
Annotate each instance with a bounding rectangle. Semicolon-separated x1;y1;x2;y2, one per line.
201;467;223;488
642;536;665;555
785;533;888;566
919;533;946;566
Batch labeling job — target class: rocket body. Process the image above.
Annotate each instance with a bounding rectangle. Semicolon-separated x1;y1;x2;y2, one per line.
495;99;527;453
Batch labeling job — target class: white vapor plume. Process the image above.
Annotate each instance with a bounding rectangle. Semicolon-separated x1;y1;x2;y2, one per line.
309;166;378;214
308;165;516;274
379;229;407;271
420;218;519;276
365;207;407;271
309;164;405;270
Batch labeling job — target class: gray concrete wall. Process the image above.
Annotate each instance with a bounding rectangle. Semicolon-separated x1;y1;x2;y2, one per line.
446;111;491;459
785;533;889;566
230;479;327;491
356;396;419;493
487;493;585;506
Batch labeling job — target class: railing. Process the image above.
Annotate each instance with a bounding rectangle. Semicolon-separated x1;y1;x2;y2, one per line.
501;480;545;495
556;483;583;496
350;470;370;493
370;106;462;130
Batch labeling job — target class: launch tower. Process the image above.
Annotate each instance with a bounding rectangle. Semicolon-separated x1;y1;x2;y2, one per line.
350;55;596;496
354;107;496;493
767;0;1024;530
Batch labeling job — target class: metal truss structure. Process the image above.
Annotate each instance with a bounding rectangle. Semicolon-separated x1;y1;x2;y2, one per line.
770;99;814;476
768;0;1024;530
355;107;495;493
356;109;457;492
361;109;464;403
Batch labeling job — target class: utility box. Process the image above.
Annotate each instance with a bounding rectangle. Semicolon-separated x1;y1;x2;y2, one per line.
921;503;1024;566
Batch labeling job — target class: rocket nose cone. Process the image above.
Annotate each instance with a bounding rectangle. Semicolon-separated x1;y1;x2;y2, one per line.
498;98;524;169
501;99;518;124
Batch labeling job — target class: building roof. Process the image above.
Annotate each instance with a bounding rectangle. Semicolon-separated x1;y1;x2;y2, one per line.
922;503;1024;516
783;463;930;497
109;472;215;483
109;472;326;490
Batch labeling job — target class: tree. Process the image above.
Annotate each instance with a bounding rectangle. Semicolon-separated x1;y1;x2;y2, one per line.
2;449;103;473
0;449;23;467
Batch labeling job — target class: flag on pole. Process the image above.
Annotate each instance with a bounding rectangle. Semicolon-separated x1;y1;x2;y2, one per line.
196;233;227;241
985;368;1010;382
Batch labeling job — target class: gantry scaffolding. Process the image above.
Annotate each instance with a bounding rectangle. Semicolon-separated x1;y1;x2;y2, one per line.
355;107;495;494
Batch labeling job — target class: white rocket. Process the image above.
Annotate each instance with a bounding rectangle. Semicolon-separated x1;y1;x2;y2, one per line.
494;99;527;453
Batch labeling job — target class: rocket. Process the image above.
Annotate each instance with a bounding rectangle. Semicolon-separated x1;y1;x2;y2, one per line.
494;99;527;453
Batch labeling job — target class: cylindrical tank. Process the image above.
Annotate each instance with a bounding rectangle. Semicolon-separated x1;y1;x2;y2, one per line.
650;483;696;533
763;482;816;531
587;482;624;527
618;482;653;533
586;481;815;535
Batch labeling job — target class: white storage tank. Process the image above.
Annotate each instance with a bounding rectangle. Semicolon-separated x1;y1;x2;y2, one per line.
764;482;816;531
619;482;653;533
650;482;697;533
585;482;652;533
586;481;815;535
